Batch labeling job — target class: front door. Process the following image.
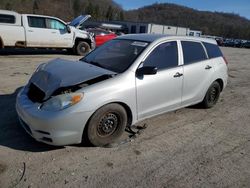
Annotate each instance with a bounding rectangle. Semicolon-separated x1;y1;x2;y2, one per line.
46;18;73;48
136;41;183;119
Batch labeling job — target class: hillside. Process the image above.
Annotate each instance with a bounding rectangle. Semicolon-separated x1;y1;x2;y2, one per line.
0;0;123;21
0;1;250;39
125;3;250;39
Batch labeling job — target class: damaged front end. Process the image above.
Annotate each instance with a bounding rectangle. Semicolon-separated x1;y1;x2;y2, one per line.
16;58;117;145
26;58;116;105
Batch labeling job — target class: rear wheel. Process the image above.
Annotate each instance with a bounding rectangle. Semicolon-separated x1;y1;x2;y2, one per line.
202;81;221;108
74;41;90;56
86;104;127;147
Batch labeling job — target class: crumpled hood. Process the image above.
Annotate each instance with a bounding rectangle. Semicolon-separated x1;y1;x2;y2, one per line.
29;58;115;100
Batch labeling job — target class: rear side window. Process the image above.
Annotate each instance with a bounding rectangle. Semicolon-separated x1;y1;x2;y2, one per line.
181;41;207;65
143;41;178;70
203;42;223;59
28;16;46;28
0;14;15;24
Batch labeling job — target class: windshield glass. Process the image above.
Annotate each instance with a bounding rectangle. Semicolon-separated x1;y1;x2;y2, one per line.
80;39;149;73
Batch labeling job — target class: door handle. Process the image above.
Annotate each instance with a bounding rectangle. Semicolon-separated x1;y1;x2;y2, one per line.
28;30;33;32
173;72;183;78
205;65;212;70
51;31;57;34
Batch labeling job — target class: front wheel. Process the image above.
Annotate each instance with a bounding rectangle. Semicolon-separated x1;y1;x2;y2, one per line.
202;81;221;108
85;104;127;147
74;41;90;56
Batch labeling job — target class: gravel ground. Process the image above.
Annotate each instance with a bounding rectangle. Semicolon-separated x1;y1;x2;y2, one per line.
0;47;250;188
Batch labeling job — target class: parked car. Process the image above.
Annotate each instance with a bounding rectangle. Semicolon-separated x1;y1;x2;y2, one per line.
234;39;243;48
243;41;250;48
215;38;224;46
224;39;235;47
16;34;228;146
86;28;117;47
0;10;95;55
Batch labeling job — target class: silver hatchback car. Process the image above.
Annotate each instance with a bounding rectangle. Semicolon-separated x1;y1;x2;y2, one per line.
16;34;228;146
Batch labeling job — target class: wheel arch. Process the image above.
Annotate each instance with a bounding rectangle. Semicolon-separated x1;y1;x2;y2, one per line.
82;101;133;143
215;78;224;91
84;102;133;131
74;37;91;47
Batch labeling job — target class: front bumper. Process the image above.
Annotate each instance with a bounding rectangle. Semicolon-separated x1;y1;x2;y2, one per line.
16;87;93;146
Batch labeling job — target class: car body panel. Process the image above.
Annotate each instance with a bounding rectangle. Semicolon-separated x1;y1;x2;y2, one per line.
30;58;115;100
86;28;117;47
16;34;228;146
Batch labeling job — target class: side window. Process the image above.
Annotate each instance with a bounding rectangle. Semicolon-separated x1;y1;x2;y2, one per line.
28;16;46;28
143;41;178;70
181;41;207;65
0;14;15;24
140;26;146;33
203;42;223;59
131;25;136;33
47;19;66;30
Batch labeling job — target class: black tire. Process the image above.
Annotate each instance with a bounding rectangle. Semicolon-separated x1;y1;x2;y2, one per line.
86;103;127;147
202;81;221;108
75;41;90;56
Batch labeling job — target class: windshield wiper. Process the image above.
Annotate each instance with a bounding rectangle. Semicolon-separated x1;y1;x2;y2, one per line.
89;61;106;69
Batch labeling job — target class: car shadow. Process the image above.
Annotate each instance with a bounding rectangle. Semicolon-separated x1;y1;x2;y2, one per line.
0;48;69;56
186;103;205;109
0;87;64;152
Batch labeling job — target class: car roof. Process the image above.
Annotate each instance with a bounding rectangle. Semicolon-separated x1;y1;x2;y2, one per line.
117;34;217;44
22;14;66;24
0;9;17;14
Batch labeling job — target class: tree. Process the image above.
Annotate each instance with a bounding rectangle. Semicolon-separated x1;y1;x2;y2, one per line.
33;0;39;14
73;0;81;17
119;10;124;21
5;2;12;10
106;5;113;20
86;2;94;15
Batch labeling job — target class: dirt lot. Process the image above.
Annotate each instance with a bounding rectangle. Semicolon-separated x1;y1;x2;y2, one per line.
0;47;250;188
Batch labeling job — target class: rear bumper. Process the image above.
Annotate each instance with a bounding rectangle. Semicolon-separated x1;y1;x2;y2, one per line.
16;87;93;146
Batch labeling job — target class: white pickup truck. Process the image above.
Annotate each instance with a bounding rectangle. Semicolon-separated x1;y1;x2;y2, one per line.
0;10;95;55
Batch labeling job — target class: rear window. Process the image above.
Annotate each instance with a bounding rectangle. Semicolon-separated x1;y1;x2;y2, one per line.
181;41;207;65
28;16;46;28
0;14;15;24
203;42;223;59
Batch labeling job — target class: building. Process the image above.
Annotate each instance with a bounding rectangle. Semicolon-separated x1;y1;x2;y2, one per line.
82;20;201;37
189;30;202;37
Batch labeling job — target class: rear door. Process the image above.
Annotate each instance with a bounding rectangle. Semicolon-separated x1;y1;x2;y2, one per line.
136;41;183;119
25;16;52;47
181;41;214;106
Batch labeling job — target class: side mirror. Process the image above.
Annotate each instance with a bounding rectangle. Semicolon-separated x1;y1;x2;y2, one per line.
136;66;157;77
66;25;71;33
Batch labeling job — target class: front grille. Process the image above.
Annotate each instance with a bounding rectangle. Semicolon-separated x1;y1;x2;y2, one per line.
27;83;45;103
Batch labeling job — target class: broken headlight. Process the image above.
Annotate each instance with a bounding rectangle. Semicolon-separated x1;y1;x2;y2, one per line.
41;93;83;111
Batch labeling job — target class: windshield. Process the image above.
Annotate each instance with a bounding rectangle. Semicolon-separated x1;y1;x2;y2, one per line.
80;39;149;73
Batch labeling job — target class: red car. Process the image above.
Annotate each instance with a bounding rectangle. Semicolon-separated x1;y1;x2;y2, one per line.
87;28;117;47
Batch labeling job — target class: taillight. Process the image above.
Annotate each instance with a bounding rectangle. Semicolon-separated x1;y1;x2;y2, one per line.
223;56;228;65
